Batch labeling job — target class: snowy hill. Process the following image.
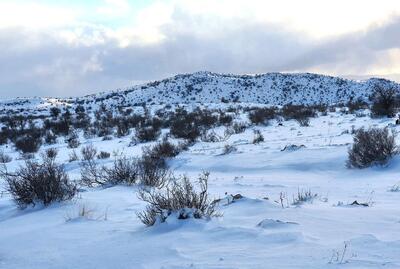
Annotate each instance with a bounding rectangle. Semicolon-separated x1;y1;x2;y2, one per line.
82;71;399;107
1;72;399;115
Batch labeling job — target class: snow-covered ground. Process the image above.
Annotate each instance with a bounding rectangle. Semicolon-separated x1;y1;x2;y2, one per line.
1;110;400;268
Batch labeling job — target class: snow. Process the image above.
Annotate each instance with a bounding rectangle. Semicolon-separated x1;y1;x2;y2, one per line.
1;108;400;268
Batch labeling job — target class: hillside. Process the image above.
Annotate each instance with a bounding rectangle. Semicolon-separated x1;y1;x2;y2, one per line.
1;72;399;115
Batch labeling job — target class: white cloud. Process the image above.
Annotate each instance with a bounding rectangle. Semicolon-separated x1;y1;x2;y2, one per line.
0;0;400;97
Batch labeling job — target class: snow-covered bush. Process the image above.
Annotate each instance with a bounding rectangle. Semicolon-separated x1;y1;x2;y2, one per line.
137;172;217;226
370;86;397;118
1;151;76;208
347;127;398;168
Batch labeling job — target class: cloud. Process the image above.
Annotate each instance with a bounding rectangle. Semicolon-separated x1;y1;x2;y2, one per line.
0;1;400;98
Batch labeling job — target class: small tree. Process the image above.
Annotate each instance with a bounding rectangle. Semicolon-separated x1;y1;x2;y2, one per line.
347;127;398;168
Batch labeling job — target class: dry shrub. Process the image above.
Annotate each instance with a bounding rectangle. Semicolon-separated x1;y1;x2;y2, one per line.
1;151;76;208
137;172;217;226
347;127;398;168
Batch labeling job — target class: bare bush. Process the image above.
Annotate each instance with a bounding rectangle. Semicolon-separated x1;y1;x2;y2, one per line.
281;105;315;126
292;189;318;205
1;153;76;208
144;139;180;159
68;150;79;162
135;125;161;143
138;153;169;188
248;107;276;125
371;86;398;118
15;135;42;153
97;151;111;159
347;127;398;168
102;157;140;185
222;144;237;155
252;130;264;144
80;156;103;187
81;144;97;161
137;172;217;226
66;131;80;148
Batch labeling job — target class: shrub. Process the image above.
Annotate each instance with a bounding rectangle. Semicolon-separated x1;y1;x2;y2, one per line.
138;153;169;188
248;107;276;125
135;125;161;143
371;86;398;117
44;131;57;144
281;105;315;126
170;114;201;141
68;150;79;162
97;151;111;159
144;139;180;159
15;135;42;153
66;131;80;148
81;144;97;161
1;152;76;208
252;130;264;144
79;156;103;187
0;150;12;163
102;157;140;185
137;172;217;226
292;189;318;205
347;98;368;114
222;144;237;155
45;148;58;159
232;122;247;134
347;127;398;168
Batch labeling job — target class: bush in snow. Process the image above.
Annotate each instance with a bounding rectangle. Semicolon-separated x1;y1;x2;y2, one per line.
102;157;140;185
347;127;398;168
281;104;315;126
97;151;111;159
1;150;76;208
370;86;398;118
135;125;161;143
222;144;237;155
65;131;80;148
144;138;181;159
137;172;217;226
252;130;264;144
248;107;276;125
15;134;42;153
137;153;169;188
81;144;97;161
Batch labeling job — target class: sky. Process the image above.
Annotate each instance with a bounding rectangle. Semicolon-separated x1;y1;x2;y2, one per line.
1;0;400;98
